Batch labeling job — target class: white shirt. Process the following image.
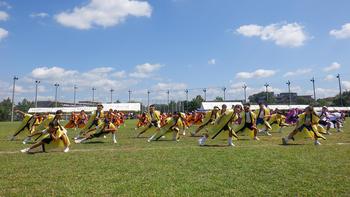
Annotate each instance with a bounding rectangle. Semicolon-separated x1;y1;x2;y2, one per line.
245;112;252;123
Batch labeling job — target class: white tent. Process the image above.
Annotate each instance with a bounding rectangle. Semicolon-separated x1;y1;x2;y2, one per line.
199;102;243;111
28;103;141;113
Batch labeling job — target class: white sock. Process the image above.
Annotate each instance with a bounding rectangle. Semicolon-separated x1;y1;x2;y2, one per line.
112;133;116;142
228;137;233;144
284;137;289;143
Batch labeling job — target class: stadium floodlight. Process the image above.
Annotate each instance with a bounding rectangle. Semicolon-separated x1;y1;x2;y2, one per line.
92;87;96;102
128;90;132;103
264;83;270;102
242;84;247;103
336;74;343;106
74;85;78;107
203;88;207;101
11;76;19;122
310;77;316;102
147;90;150;108
286;80;291;105
110;89;114;103
54;83;60;107
222;87;227;101
35;80;40;108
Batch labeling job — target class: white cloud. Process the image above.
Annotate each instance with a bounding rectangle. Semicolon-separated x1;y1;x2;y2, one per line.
208;58;216;65
112;70;126;78
0;1;11;9
55;0;152;30
324;74;335;81
30;12;49;18
0;10;8;21
323;62;341;72
0;27;8;41
152;82;187;91
236;69;277;79
236;22;309;47
129;63;162;78
283;68;312;77
31;66;78;80
330;23;350;39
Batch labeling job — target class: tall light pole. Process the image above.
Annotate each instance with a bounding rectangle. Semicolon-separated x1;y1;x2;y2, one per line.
264;83;270;102
310;77;316;102
11;76;19;122
128;90;132;103
34;80;40;108
73;85;78;107
166;90;170;113
242;84;247;103
147;90;150;107
185;89;189;112
110;89;114;103
203;88;207;101
92;87;96;103
336;74;343;106
286;80;291;105
54;83;59;107
222;87;227;101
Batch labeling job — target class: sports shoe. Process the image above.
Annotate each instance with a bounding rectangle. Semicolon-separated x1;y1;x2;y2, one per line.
266;132;272;136
253;136;260;141
20;148;30;153
314;140;321;145
228;142;235;147
113;140;117;144
63;147;70;153
282;138;288;145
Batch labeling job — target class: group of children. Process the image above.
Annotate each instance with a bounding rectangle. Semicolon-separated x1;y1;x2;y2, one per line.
10;102;346;153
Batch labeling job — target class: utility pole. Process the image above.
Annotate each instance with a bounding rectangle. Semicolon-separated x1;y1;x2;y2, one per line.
167;90;170;113
73;85;78;107
128;90;132;103
310;77;316;102
147;90;150;108
286;80;291;105
336;74;343;106
223;87;227;101
54;83;59;107
242;84;247;103
11;76;19;122
110;89;114;103
35;80;40;108
264;83;270;102
203;88;207;101
185;89;189;112
92;87;96;102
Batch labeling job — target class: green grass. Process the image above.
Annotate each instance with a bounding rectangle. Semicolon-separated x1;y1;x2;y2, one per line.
0;119;350;196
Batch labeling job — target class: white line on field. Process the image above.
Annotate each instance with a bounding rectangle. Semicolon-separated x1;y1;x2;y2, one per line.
0;142;350;155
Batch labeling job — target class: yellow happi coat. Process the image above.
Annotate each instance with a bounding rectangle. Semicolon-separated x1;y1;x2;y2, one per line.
255;107;272;130
294;113;326;140
232;111;256;139
152;117;183;140
206;110;238;139
14;114;35;138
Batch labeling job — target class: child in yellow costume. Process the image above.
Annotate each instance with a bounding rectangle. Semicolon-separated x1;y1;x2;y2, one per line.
268;110;289;133
147;112;185;142
282;106;326;145
21;120;70;153
198;104;240;146
234;103;260;140
23;110;70;152
74;104;104;139
255;102;272;136
136;105;161;138
10;110;38;141
191;106;220;136
74;119;117;144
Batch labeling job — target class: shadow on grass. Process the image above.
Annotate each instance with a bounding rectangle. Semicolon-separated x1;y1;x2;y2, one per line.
201;144;230;148
82;141;105;144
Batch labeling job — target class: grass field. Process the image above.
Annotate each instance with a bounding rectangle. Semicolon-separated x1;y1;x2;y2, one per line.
0;119;350;196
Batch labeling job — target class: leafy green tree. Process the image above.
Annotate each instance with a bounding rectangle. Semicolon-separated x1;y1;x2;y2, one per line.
0;98;12;121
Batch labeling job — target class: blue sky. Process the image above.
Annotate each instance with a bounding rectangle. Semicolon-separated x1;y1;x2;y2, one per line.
0;0;349;104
